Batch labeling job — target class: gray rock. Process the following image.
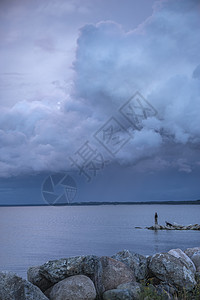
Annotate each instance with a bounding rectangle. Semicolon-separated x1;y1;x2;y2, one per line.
148;253;196;291
28;255;99;291
97;256;135;295
117;282;141;299
28;255;134;299
103;289;133;300
168;248;196;273
40;255;99;284
27;266;52;292
184;247;200;258
49;275;96;300
112;250;147;281
184;248;200;272
146;225;164;230
147;224;200;231
191;251;200;272
0;271;48;300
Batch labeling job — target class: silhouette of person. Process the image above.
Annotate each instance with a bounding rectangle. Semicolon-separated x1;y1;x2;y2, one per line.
155;212;158;225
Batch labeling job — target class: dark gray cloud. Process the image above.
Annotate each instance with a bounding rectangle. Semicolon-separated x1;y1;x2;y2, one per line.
72;0;200;173
0;0;200;180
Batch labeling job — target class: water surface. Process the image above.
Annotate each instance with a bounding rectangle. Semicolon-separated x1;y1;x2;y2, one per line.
0;204;199;278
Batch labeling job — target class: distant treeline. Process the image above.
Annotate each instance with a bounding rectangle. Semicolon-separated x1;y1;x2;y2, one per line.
1;200;200;207
54;200;200;206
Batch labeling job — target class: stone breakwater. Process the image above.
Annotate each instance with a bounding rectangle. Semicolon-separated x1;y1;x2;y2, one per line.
146;222;200;231
0;247;199;300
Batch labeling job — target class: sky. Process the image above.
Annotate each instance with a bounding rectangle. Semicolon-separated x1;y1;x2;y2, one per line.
0;0;200;205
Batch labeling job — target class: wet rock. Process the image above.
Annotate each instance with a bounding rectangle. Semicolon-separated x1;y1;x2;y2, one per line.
48;275;96;300
0;271;48;300
148;253;196;291
112;250;148;280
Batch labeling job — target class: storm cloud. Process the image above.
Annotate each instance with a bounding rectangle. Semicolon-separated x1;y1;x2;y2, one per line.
0;0;200;178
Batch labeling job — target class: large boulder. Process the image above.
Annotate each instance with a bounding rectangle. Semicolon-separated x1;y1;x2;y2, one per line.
191;251;200;272
148;253;196;291
48;275;96;300
97;256;135;295
168;248;196;273
0;271;48;300
28;255;99;291
184;247;200;272
28;255;134;299
112;250;148;281
40;255;99;283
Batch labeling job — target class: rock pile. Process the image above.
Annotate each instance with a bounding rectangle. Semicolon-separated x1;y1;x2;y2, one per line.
0;271;48;300
147;222;200;230
0;247;200;299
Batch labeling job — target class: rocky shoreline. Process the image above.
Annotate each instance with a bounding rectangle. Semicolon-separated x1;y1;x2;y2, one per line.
0;247;200;300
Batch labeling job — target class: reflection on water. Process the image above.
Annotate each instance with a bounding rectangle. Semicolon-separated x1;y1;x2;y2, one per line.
153;230;159;253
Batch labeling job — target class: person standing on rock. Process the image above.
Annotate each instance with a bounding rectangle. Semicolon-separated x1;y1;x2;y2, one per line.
155;212;158;225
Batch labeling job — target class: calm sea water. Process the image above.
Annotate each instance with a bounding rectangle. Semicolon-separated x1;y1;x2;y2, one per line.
0;205;200;278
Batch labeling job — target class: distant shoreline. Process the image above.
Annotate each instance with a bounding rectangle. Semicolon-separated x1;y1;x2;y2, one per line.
0;199;200;207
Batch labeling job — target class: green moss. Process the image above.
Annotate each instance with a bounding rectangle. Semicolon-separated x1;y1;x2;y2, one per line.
175;280;200;300
138;278;200;300
139;284;168;300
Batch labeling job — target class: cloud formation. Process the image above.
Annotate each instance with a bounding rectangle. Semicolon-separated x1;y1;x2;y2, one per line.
72;0;200;172
1;0;200;178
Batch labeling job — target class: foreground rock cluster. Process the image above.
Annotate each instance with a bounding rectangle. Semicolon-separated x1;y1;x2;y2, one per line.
0;247;200;300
